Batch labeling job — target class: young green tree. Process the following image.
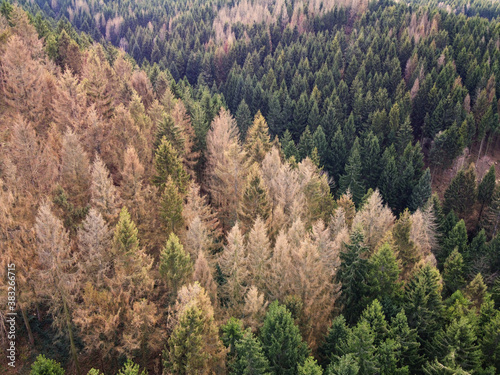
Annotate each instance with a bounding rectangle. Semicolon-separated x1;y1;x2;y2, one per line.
160;176;184;235
319;315;350;366
260;302;309;375
409;168;432;212
236;99;252;140
159;233;193;301
367;243;401;310
153;136;190;194
231;330;271;375
327;126;347;183
30;355;65;375
389;309;422;373
339;138;365;207
442;249;465;297
244;111;272;165
336;228;371;324
298;357;323;375
117;359;147;375
443;164;477;217
478;165;496;222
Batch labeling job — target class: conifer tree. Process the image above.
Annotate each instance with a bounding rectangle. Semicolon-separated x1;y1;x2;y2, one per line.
219;223;248;310
336;228;371;324
244;111;272;165
90;155;120;223
232;330;271;375
378;146;399;209
236;99;252;140
478;165;496;222
299;357;323;375
30;355;65;375
432;316;482;372
359;299;389;345
409;168;432;212
327;126;347;183
239;165;271;233
327;354;359;375
368;243;401;306
281;130;299;160
403;265;444;356
34;203;80;375
319;315;350;366
193;250;217;304
159;233;193;301
160;176;184;235
361;132;381;189
393;210;420;280
464;273;488;311
389;309;421;373
481;312;500;369
440;220;468;264
153;136;190;194
165;283;226;374
443;164;477;217
260;302;309;375
298;126;314;160
312;126;328;166
339;138;365;207
442;248;465;297
244;217;271;292
342;321;379;375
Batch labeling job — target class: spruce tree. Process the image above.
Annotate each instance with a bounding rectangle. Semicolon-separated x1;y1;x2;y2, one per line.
319;315;350;366
298;357;323;375
367;243;401;307
339;138;365;207
336;228;371;324
403;265;444;356
260;302;309;375
298;126;314;160
267;92;283;136
160;176;184;235
409;168;432;212
442;248;465;297
342;321;379;375
361;132;381;189
443;164;477;217
232;330;271;375
478;165;496;222
153;136;190;194
378;146;399;209
440;220;468;264
326;354;359;375
30;355;65;375
239;165;271;233
281;130;299;160
244;111;272;165
236;99;253;140
359;299;389;345
312;126;328;166
389;309;421;373
159;233;193;300
392;210;420;280
327;126;347;183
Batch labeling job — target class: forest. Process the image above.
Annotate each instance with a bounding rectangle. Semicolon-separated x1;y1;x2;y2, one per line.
2;0;500;373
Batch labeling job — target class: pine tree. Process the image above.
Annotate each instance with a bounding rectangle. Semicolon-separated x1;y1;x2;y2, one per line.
433;316;482;372
393;210;420;280
90;155;120;223
298;126;314;161
361;132;381;189
409;168;432;212
359;299;389;345
403;265;444;356
299;357;323;375
34;203;80;374
219;223;248;310
232;330;271;375
442;248;465;297
339;138;365;207
153;136;190;195
159;233;193;301
327;126;347;185
319;315;350;366
443;164;477;217
326;354;359;375
244;217;272;292
239;165;271;233
281;130;299;160
336;228;371;324
236;100;253;140
342;321;379;375
165;283;226;374
260;302;310;375
478;165;496;222
389;309;421;373
244;111;272;165
440;220;468;264
367;243;401;306
30;355;65;375
160;176;184;235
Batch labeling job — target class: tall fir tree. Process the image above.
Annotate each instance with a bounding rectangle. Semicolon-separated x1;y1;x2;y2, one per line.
339;138;365;207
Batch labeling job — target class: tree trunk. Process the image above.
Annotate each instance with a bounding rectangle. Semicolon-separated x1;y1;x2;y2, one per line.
19;301;35;346
62;295;81;375
477;137;485;164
